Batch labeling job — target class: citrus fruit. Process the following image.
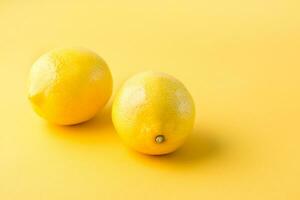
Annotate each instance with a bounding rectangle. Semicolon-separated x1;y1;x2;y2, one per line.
112;71;195;155
28;47;113;125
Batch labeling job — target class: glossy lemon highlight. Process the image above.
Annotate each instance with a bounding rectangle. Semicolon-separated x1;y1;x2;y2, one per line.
28;47;112;125
112;71;195;155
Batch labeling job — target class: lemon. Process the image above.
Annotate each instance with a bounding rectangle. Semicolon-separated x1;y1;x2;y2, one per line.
28;47;113;125
112;71;195;155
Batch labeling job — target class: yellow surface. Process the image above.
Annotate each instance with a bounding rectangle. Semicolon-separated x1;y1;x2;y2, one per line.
0;0;299;199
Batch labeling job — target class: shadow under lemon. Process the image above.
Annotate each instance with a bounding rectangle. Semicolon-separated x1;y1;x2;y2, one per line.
45;103;117;145
45;106;226;169
127;128;227;170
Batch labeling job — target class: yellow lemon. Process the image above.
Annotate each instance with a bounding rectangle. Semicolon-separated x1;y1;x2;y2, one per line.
28;47;113;125
112;71;195;155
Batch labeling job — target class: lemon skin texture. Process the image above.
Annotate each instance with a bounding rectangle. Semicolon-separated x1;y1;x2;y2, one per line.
112;71;195;155
28;48;113;125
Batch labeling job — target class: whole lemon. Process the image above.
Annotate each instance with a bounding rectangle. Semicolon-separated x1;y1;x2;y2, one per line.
28;47;113;125
112;71;195;155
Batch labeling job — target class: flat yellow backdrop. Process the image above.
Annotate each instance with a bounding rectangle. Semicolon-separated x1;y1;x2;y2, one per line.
0;0;299;199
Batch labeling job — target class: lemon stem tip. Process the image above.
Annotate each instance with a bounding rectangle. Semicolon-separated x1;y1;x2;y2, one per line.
155;135;165;144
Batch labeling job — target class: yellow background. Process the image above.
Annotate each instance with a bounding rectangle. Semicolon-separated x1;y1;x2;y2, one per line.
1;0;300;199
